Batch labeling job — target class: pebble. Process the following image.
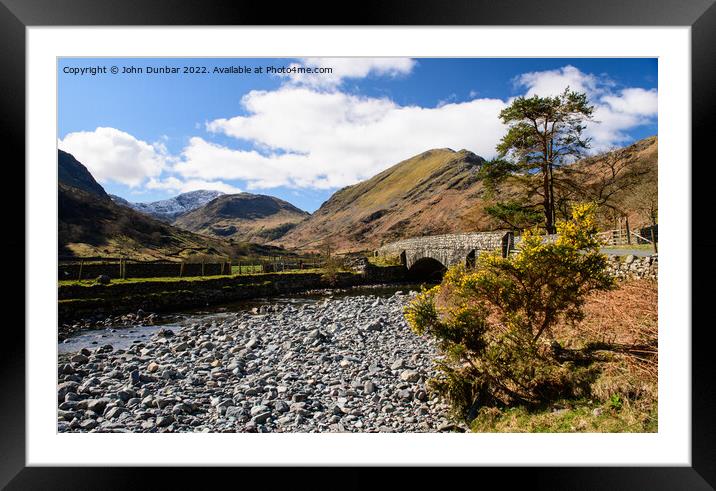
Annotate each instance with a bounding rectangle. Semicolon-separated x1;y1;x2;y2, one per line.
57;290;454;433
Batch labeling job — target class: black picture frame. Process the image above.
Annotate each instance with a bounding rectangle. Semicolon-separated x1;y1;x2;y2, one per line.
3;0;714;488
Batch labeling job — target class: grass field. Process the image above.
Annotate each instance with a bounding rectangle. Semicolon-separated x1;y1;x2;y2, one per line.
58;268;327;287
601;243;657;251
231;264;264;274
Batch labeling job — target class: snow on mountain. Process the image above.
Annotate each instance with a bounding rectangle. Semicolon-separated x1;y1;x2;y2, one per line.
110;190;225;222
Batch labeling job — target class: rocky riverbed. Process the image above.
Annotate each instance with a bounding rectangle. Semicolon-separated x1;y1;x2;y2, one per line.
57;290;463;433
59;310;177;340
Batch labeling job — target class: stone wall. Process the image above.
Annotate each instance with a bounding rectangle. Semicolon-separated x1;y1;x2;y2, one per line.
512;234;559;249
606;254;658;280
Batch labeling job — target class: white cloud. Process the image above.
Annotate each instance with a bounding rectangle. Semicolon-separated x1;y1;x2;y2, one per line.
189;87;507;189
283;57;416;89
514;65;657;151
602;87;658;116
515;65;608;98
188;66;657;189
146;176;241;194
63;65;657;198
59;127;169;187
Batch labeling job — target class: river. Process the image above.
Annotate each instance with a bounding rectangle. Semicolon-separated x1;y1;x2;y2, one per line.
58;283;426;354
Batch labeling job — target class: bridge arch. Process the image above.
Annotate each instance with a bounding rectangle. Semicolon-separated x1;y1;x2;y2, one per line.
466;249;476;268
376;231;514;273
407;256;447;281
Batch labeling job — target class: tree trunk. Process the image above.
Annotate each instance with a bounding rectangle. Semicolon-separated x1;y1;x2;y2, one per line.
543;166;555;234
548;162;556;233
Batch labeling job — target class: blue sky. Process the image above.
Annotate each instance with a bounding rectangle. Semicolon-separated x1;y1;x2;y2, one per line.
58;57;657;212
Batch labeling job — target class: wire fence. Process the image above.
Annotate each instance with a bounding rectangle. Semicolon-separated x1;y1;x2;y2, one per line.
58;255;325;281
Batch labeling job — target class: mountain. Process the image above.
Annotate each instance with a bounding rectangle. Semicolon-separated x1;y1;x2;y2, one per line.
58;150;107;197
273;148;487;252
174;193;310;243
274;137;658;253
57;151;273;261
110;189;225;222
59;183;236;260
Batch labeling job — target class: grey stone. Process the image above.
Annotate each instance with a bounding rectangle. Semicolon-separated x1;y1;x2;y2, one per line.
95;275;111;285
70;353;89;364
79;419;98;430
57;381;79;402
86;398;110;414
398;389;413;400
250;405;270;417
399;370;420;383
156;415;175;427
251;411;271;424
225;406;244;419
105;407;128;419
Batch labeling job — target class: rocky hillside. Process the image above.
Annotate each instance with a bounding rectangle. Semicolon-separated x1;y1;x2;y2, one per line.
59;183;240;261
110;190;225;222
58;150;108;197
174;193;309;243
274;148;487;252
572;135;658;230
275;137;657;253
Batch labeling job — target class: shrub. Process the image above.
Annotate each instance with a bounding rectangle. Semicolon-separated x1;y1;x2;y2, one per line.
404;203;614;421
319;240;343;285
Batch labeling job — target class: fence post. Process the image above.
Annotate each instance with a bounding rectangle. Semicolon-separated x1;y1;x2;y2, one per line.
78;259;84;280
201;260;205;277
651;228;658;253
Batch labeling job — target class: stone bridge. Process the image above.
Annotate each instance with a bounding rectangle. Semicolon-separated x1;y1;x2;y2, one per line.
376;231;514;271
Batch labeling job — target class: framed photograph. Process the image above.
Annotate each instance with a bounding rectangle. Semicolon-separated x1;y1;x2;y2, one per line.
5;0;714;488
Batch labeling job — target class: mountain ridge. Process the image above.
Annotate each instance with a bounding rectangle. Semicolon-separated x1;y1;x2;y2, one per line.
273;148;487;251
110;189;225;222
174;192;310;243
58;150;108;197
273;138;657;252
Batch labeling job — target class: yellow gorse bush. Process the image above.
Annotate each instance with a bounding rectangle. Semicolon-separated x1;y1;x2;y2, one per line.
404;203;614;421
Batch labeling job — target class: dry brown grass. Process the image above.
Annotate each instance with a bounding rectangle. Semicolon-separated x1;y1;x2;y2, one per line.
470;279;658;432
554;279;657;420
558;278;658;347
552;278;657;389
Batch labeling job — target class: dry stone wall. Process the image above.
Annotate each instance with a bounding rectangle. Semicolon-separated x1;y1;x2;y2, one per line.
606;254;658;280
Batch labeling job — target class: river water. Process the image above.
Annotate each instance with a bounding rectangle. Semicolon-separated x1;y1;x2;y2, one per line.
58;283;427;355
